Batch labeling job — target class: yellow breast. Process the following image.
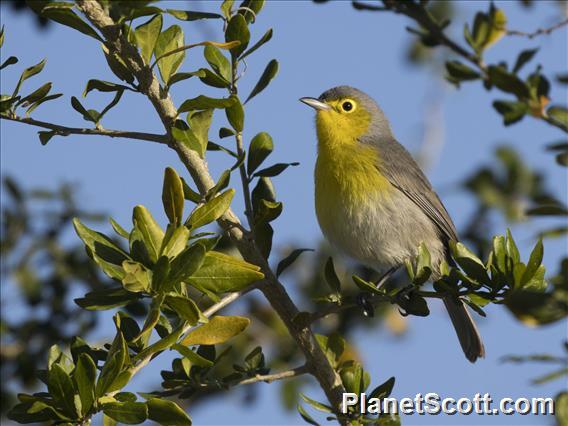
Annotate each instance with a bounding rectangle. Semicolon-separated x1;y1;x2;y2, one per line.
314;114;392;236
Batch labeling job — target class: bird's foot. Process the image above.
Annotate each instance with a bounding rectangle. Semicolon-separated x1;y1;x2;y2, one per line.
395;284;415;304
374;266;399;289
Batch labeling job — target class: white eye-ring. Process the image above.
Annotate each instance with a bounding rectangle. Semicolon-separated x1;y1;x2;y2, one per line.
341;99;356;113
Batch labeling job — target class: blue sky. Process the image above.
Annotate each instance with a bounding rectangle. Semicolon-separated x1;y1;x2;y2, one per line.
1;1;567;425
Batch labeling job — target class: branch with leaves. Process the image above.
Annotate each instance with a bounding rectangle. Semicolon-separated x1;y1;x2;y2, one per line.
350;0;568;132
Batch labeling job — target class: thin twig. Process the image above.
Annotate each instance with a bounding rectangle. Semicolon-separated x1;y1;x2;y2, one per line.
506;18;568;39
1;115;168;144
231;364;308;387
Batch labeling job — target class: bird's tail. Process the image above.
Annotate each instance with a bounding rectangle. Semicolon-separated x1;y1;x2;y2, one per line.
443;296;485;363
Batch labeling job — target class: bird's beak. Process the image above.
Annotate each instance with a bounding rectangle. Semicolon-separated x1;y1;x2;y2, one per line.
299;97;332;111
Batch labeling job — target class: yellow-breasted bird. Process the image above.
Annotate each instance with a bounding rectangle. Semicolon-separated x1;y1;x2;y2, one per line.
300;86;485;362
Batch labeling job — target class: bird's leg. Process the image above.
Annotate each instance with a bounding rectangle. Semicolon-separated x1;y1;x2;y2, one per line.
356;267;400;317
374;266;399;289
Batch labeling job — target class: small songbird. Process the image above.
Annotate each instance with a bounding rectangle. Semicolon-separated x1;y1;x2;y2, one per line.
300;86;485;362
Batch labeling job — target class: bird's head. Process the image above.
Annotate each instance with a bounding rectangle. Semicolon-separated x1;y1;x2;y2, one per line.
300;86;392;148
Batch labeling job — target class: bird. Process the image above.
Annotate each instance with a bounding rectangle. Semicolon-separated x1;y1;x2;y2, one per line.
300;86;485;362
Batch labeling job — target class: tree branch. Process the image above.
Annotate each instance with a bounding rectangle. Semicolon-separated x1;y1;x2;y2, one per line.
506;18;568;39
75;1;349;421
1;114;168;144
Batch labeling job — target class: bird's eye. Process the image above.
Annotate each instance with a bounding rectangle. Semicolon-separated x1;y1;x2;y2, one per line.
341;101;354;112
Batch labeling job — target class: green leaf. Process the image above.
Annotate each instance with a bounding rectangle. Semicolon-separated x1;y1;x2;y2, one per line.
247;132;273;174
102;44;134;84
0;56;18;70
445;60;480;82
133;205;164;263
96;331;128;396
165;295;200;325
555;392;568;426
493;100;528;125
135;294;164;346
548;106;568;129
167;9;222;21
75;287;140;310
147;398;192;426
188;251;264;293
187;109;214;158
181;315;250;345
48;364;78;418
160;226;190;258
206;169;232;200
73;218;129;280
300;394;333;413
240;28;272;60
220;0;234;18
369;376;395;400
154;25;185;84
121;260;151;293
71;96;99;123
245;59;278;103
513;48;539;74
178;95;236;113
187;189;235;229
103;402;148;425
198;67;230;88
0;25;4;48
276;250;314;279
506;229;520;263
168;243;207;286
253;162;299;178
352;275;381;295
18;82;52;107
487;66;530;99
38;130;57;145
219;127;236;139
204;45;231;81
225;96;244;132
151;256;170;291
225;14;250;58
315;333;344;368
413;242;432;285
13;58;46;97
110;217;130;239
521;238;543;286
297;404;320;426
451;241;490;285
74;354;97;415
40;6;103;41
324;257;341;294
172;120;202;158
162;167;185;226
168;70;206;87
134;14;163;65
25;92;62;116
172;344;214;367
398;291;430;317
526;204;568;216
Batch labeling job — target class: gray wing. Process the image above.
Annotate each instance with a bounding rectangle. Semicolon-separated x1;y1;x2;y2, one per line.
367;136;459;243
